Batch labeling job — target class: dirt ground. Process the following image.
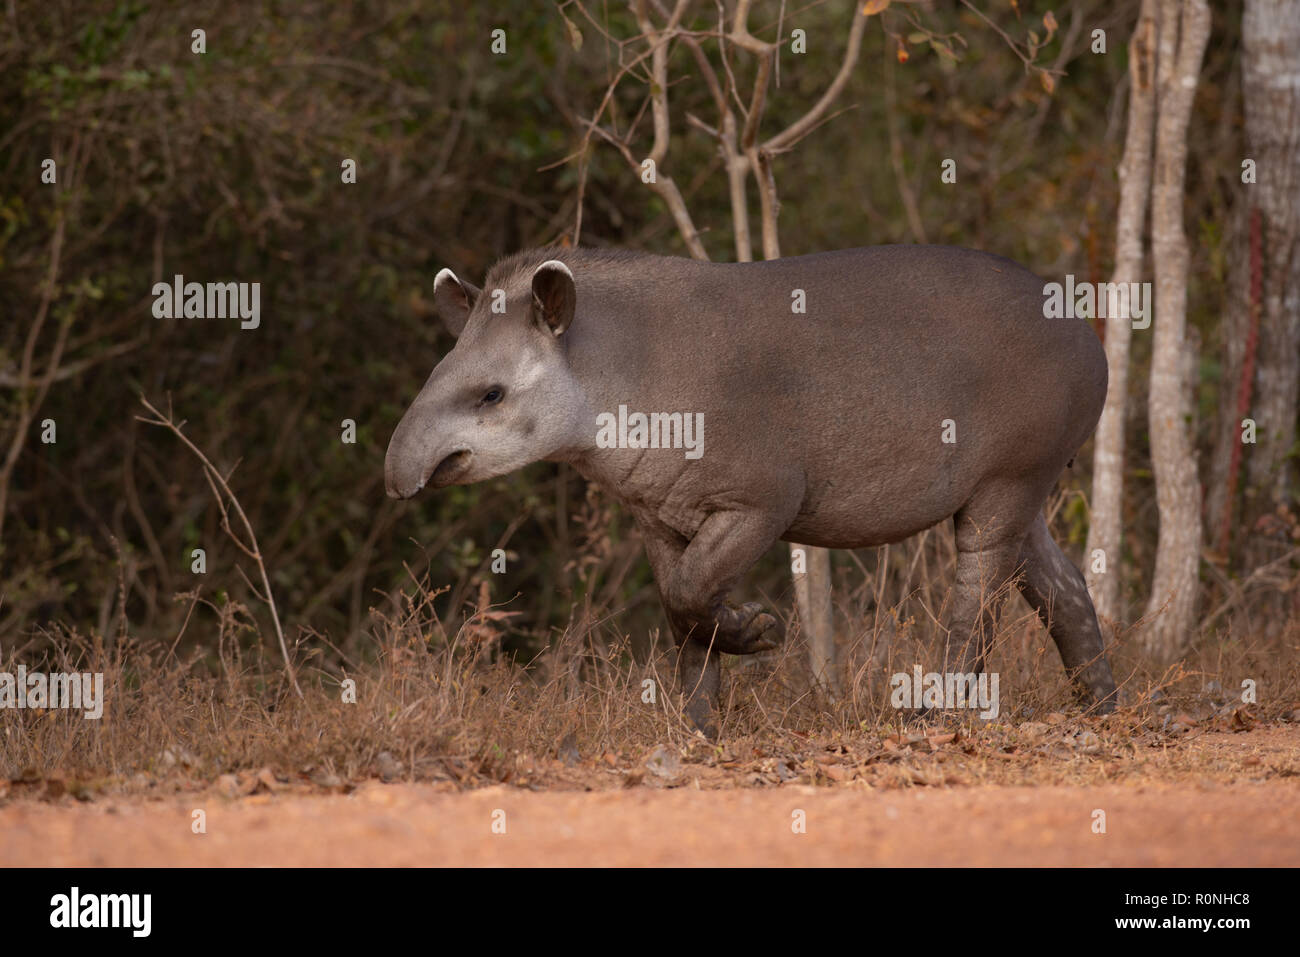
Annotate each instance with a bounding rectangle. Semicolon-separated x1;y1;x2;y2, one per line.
3;724;1298;867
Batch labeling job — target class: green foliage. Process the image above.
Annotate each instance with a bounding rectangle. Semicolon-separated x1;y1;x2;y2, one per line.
0;0;1248;659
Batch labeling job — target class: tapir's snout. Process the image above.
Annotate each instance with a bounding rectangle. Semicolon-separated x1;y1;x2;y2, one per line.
385;416;473;499
383;440;421;500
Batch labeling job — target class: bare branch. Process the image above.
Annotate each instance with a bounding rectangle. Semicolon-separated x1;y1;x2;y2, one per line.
138;394;303;698
764;4;869;154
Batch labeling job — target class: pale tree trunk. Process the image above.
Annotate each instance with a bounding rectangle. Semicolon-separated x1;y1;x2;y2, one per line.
1141;0;1211;663
757;210;837;696
747;158;838;693
1242;0;1300;569
1087;0;1158;631
733;2;865;698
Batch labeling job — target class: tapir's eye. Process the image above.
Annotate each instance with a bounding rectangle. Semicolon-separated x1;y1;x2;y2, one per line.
480;387;504;406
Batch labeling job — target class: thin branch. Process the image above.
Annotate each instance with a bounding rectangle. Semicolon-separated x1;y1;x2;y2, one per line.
137;394;303;698
763;3;870;154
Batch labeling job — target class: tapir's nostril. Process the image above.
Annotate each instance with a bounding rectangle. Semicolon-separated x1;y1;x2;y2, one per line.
430;449;472;487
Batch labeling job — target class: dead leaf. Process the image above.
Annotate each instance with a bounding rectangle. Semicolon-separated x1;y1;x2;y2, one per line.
862;0;890;16
622;769;645;788
822;763;852;783
562;12;583;51
1073;730;1102;754
43;773;67;800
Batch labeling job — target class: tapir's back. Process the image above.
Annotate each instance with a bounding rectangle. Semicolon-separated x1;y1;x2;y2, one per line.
562;245;1107;546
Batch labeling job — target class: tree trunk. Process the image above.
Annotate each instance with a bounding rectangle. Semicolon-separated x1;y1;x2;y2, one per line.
1087;0;1158;631
1241;0;1300;576
1141;0;1211;663
1205;203;1257;560
792;544;836;691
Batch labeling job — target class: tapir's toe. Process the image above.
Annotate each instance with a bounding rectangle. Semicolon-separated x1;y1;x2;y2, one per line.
734;603;784;653
699;602;784;655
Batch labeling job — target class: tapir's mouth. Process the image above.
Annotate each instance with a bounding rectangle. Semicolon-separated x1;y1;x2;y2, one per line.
427;449;472;488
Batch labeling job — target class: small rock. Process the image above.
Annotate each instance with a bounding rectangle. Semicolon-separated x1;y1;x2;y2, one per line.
644;745;681;781
376;751;403;782
160;747;201;770
311;769;343;789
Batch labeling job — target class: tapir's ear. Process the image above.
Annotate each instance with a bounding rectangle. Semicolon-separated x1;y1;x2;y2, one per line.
530;260;576;338
432;268;480;338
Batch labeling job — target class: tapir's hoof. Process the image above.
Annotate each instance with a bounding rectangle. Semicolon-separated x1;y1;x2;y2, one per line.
685;695;720;740
707;601;784;655
1086;692;1118;716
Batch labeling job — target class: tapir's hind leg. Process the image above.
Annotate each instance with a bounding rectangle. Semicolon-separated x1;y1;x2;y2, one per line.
1016;513;1118;712
943;520;1023;679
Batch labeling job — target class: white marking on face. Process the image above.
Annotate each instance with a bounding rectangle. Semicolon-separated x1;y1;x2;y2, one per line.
514;352;547;390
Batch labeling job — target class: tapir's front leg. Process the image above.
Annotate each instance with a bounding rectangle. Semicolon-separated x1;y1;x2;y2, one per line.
662;509;795;654
640;507;794;736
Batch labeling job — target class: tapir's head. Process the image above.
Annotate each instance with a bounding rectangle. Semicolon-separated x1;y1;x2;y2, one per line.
385;257;589;498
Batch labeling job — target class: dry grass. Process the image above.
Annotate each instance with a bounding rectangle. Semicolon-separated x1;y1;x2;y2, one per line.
3;556;1298;802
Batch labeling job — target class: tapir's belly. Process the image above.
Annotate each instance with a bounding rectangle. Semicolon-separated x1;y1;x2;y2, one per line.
782;506;947;550
779;461;978;549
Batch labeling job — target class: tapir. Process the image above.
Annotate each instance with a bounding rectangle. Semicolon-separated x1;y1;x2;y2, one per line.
385;245;1119;734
